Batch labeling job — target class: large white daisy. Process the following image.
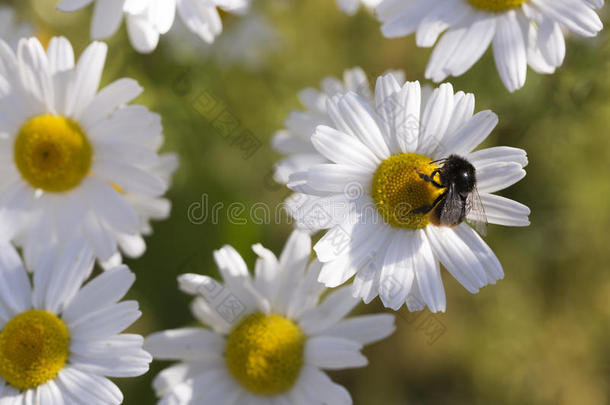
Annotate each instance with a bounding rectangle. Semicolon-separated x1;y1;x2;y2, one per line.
56;0;251;53
377;0;604;92
0;240;151;404
288;75;530;312
0;36;174;268
145;230;395;404
0;6;34;50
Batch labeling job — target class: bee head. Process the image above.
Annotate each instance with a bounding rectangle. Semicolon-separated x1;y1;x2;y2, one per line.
442;155;476;193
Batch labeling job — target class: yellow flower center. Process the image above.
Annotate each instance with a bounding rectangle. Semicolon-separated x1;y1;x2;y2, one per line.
372;153;444;229
0;310;70;390
467;0;528;12
14;115;92;193
225;313;305;395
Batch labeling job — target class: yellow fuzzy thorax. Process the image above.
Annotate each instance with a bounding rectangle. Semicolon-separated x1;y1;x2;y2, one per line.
225;313;305;395
14;114;92;192
0;310;70;390
372;153;444;229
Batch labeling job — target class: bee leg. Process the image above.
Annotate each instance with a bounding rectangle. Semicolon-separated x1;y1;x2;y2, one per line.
410;191;447;214
415;169;443;188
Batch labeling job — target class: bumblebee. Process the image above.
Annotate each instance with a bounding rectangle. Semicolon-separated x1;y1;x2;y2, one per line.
411;154;488;235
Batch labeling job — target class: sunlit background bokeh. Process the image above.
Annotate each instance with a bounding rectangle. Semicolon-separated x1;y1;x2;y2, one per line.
5;0;610;403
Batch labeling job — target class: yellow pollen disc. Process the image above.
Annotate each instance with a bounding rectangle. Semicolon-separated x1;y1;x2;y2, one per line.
225;313;305;395
0;310;70;390
467;0;528;12
14;114;92;193
372;153;444;229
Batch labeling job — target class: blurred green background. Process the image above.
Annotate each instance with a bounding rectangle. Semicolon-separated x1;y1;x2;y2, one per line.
6;0;610;403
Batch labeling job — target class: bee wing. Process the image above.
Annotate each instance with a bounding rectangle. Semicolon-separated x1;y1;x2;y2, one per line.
465;187;488;236
439;183;464;226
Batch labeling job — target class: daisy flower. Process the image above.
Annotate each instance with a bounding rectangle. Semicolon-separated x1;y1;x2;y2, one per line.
145;230;395;404
337;0;383;15
0;240;151;404
0;6;34;50
377;0;604;92
0;36;174;268
288;75;530;312
56;0;251;53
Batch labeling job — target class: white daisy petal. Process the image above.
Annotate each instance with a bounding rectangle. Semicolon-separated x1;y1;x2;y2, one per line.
62;265;135;324
532;0;603;37
299;366;352;405
493;11;528;92
299;287;360;335
273;230;312;313
379;230;416;310
305;336;367;369
145;328;225;361
65;41;107;117
395;81;422;153
321;314;396;345
57;367;123;405
0;243;31;318
452;223;504;282
90;0;124;40
213;245;270;314
69;300;141;340
46;36;75;74
337;92;391;160
425;226;489;293
36;239;94;314
467;146;528;168
413;230;446;313
311;126;380;171
71;334;151;375
80;78;143;129
57;0;94;12
476;161;526;193
477;193;531;227
418;83;455;157
442;110;499;155
152;362;212;397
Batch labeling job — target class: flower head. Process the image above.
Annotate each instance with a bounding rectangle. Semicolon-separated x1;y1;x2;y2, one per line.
146;230;395;404
288;74;530;312
0;36;175;268
0;240;151;403
377;0;604;91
